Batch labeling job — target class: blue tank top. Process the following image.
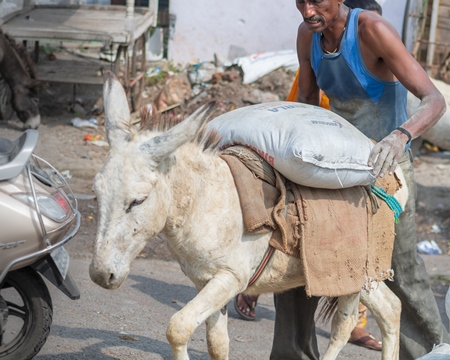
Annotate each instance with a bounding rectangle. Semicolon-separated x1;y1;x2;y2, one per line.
310;8;408;142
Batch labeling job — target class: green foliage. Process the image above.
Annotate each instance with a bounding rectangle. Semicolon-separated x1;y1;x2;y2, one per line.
40;44;60;54
145;69;170;87
145;60;183;87
432;275;450;283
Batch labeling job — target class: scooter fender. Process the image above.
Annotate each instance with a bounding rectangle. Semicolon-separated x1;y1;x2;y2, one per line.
33;254;80;300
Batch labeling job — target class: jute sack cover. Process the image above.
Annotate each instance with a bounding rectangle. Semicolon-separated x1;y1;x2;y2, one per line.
222;146;399;297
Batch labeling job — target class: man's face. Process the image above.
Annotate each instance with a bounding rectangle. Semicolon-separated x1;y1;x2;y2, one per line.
296;0;343;33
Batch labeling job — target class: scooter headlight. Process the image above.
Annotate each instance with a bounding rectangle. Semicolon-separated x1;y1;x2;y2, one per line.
13;192;71;222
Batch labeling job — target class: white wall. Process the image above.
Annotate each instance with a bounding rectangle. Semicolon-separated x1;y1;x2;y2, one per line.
168;0;302;65
378;0;407;39
0;0;24;19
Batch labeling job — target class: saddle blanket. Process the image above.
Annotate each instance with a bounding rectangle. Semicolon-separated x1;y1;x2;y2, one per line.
221;146;401;297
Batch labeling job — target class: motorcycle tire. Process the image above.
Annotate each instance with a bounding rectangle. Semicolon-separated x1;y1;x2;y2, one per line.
0;267;53;360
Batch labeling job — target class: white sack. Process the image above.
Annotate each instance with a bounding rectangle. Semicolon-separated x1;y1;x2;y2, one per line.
407;78;450;151
232;50;298;84
208;101;376;189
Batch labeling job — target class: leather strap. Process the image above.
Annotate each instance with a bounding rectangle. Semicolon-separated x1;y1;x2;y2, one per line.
247;246;275;287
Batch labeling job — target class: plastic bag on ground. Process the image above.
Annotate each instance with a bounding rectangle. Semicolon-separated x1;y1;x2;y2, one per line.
417;240;443;255
231;50;298;84
71;118;98;129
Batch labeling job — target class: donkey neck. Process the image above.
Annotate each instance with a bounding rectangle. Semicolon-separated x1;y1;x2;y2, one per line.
0;35;31;90
162;142;281;288
163;143;241;243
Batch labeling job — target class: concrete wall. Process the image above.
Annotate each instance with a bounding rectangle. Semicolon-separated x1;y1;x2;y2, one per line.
0;0;407;65
168;0;302;65
378;0;407;44
167;0;408;65
0;0;24;19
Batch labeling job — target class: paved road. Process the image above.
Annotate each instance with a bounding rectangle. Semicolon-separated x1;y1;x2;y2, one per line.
34;254;450;360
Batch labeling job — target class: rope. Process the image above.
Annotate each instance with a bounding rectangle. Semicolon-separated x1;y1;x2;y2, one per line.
370;185;403;223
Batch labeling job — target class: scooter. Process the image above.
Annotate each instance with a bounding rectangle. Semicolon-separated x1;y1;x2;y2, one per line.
0;129;80;360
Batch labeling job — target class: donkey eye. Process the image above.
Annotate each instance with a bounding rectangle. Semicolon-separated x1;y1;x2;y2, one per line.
126;197;147;213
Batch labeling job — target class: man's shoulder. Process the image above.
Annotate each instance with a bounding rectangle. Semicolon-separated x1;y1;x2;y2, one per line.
357;11;396;42
298;22;312;38
357;11;390;31
297;23;313;50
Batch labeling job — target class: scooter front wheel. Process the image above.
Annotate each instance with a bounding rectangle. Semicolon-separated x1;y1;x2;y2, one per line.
0;267;53;360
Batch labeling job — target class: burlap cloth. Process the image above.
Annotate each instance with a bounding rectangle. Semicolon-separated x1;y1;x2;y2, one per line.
221;146;401;297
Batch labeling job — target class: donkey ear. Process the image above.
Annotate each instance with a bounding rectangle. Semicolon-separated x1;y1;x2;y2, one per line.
140;101;216;166
103;71;131;147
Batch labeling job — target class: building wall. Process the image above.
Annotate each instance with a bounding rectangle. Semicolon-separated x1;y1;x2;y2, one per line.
0;0;407;65
168;0;407;65
0;0;24;19
168;0;302;64
378;0;407;40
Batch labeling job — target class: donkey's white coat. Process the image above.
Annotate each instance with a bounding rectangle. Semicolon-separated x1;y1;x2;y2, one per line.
90;71;406;360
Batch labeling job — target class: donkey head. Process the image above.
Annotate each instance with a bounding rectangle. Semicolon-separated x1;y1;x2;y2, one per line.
12;80;40;129
89;71;215;289
0;31;41;129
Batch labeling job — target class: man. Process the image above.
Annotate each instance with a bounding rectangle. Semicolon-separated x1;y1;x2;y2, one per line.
270;1;449;359
236;0;382;352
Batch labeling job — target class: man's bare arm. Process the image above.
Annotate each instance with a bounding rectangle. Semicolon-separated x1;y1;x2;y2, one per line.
296;23;321;106
359;12;446;175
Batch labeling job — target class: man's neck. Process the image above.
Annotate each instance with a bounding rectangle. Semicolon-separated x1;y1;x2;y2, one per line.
320;6;350;53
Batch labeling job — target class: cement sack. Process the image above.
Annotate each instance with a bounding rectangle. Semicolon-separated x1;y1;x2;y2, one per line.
208;101;376;189
407;78;450;151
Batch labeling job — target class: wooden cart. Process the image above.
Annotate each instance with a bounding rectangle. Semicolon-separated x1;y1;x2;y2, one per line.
1;3;157;111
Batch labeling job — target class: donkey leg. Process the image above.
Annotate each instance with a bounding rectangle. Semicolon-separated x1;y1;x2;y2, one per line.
205;307;229;359
166;274;240;360
322;293;360;360
360;281;400;360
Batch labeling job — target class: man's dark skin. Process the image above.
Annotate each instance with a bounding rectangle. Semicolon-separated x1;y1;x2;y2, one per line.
296;0;446;176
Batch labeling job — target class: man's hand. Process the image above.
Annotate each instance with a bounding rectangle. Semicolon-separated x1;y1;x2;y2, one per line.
368;131;408;177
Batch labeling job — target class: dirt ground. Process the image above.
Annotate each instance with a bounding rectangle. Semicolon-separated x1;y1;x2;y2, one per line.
1;65;449;262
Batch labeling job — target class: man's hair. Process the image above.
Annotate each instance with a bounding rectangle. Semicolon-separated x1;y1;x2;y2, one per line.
344;0;382;15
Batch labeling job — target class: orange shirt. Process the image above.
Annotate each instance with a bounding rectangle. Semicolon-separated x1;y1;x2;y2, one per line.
285;68;330;110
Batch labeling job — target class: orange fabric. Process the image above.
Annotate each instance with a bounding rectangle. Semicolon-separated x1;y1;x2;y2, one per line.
319;90;330;110
357;303;368;328
285;68;330;110
285;68;300;102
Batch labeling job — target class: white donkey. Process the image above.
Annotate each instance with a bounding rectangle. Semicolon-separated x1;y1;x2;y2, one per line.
90;71;407;360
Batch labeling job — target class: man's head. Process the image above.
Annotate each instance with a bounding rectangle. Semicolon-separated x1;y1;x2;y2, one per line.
344;0;382;15
295;0;346;33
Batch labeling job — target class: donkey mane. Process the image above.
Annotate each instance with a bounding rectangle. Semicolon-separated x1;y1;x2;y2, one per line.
138;105;183;132
138;102;222;152
0;29;38;81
